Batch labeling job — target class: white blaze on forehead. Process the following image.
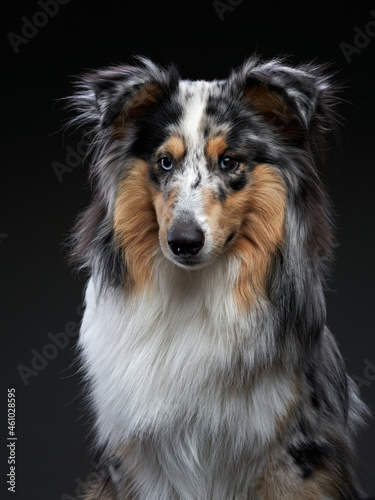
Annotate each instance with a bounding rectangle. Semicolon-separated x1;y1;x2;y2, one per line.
168;81;215;236
179;80;210;147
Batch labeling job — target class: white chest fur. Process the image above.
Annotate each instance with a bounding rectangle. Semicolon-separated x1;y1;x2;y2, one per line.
79;259;296;498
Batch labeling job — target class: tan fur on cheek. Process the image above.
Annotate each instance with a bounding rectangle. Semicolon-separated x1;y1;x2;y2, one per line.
113;160;160;292
204;164;286;311
232;164;286;310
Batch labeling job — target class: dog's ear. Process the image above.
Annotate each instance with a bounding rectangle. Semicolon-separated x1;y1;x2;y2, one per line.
230;57;337;145
70;57;179;135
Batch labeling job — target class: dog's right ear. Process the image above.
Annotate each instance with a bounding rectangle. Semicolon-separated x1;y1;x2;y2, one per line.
69;57;179;135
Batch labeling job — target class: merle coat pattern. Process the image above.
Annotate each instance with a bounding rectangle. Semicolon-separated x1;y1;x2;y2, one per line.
68;56;370;500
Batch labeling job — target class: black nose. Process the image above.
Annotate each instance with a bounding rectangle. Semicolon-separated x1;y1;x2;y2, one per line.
167;225;205;257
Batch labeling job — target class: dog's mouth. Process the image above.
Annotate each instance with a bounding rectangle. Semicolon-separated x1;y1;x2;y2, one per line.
167;254;208;270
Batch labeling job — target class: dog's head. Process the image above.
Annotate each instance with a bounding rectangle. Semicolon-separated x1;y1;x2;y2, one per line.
70;56;336;309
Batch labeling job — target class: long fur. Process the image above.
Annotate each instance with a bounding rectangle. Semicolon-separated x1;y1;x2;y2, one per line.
68;56;370;499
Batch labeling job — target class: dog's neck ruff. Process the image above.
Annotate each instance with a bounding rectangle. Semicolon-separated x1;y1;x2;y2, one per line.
80;256;294;456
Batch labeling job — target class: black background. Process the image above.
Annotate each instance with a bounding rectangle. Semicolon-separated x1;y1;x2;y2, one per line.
2;0;375;498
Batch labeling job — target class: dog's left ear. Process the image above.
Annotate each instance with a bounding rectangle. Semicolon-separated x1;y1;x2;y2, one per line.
229;57;337;145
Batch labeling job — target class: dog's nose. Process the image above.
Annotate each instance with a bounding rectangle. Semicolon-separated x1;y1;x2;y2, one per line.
167;225;205;257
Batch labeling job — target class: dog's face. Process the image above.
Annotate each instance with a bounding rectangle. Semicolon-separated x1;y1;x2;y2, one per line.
114;80;286;277
72;57;334;307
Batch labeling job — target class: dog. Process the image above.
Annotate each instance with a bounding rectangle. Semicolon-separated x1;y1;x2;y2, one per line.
68;56;371;499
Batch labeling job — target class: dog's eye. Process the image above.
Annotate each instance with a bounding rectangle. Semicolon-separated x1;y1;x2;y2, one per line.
220;156;239;172
159;157;173;171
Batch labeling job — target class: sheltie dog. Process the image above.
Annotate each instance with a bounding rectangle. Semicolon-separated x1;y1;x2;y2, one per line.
68;56;370;499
